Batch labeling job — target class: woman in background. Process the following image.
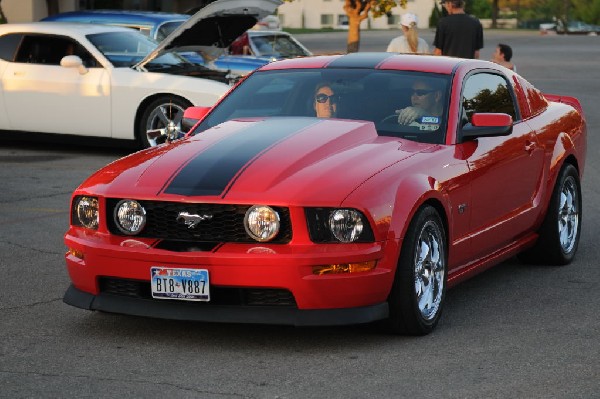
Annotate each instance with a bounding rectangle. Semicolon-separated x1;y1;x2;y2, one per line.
386;13;430;54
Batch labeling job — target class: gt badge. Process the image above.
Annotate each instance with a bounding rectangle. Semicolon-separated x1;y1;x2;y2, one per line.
176;212;213;229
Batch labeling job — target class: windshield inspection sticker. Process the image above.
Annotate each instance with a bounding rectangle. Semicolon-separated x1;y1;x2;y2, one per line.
420;116;440;124
418;116;440;131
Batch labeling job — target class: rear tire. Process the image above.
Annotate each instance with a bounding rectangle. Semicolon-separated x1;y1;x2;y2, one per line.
519;163;581;265
387;205;447;335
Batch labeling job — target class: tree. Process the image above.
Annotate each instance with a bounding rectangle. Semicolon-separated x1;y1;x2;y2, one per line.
46;0;59;16
571;0;600;24
284;0;406;53
0;0;7;23
467;0;492;19
491;0;499;28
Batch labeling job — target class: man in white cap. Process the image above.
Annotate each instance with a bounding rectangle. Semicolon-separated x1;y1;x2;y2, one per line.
386;13;430;54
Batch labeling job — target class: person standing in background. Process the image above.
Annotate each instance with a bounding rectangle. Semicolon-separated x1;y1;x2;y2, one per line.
386;13;430;54
433;0;483;59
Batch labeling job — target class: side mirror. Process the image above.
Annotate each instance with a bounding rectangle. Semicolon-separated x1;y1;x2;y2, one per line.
60;55;88;75
461;112;513;141
182;106;211;131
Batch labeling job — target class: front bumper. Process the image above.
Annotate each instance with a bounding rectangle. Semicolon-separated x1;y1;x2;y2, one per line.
64;228;399;326
64;284;389;326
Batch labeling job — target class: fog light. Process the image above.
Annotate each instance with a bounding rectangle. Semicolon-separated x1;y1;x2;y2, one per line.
244;205;280;242
114;199;146;235
312;261;376;275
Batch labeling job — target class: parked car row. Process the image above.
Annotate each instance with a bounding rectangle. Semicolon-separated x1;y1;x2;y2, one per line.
41;5;309;78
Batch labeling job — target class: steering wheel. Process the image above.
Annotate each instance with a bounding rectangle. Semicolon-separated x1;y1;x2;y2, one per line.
380;113;400;124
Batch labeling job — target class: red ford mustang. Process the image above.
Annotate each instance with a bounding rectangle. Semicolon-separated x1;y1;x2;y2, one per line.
64;53;586;335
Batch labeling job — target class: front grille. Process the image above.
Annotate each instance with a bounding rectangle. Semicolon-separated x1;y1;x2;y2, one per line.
99;278;297;307
106;200;291;243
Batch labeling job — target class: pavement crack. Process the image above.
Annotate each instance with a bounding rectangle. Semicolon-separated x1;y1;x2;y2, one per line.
0;370;247;397
0;240;63;255
1;298;63;311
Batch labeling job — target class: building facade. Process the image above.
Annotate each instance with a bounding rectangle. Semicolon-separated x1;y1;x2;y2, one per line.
278;0;436;30
2;0;436;29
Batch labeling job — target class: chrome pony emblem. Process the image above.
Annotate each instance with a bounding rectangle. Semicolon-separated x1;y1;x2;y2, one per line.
176;212;213;229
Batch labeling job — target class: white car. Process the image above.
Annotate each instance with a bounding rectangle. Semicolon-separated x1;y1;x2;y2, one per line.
0;0;281;148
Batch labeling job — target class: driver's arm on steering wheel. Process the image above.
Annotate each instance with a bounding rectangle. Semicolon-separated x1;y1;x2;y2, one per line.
395;106;427;125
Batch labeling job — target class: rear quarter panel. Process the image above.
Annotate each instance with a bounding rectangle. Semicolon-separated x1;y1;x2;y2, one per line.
527;101;586;222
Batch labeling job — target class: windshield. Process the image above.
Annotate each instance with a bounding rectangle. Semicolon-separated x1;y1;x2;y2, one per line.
156;20;186;41
193;68;451;144
251;35;310;58
87;31;188;67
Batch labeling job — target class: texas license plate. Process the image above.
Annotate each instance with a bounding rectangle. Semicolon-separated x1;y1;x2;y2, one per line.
150;267;210;301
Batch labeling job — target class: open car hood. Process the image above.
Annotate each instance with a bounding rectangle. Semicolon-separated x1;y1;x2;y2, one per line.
135;0;282;69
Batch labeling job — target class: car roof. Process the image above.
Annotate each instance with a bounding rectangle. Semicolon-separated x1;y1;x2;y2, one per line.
260;52;483;75
0;21;137;35
41;10;189;24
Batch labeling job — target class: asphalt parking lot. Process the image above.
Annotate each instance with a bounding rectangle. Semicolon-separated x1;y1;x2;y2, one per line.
0;29;599;398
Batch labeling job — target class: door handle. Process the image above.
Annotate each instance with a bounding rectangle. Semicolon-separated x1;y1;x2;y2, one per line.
525;141;536;154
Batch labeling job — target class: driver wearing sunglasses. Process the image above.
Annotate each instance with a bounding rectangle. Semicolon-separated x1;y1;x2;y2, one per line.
396;79;443;128
314;82;338;118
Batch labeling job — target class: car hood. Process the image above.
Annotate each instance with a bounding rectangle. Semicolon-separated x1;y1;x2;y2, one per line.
79;118;435;205
135;0;282;70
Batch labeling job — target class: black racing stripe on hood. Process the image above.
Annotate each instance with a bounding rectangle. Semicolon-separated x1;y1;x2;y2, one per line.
163;118;319;197
326;53;395;69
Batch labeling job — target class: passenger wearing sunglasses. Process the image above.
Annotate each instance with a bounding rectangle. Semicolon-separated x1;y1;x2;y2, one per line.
396;80;443;129
314;82;338;118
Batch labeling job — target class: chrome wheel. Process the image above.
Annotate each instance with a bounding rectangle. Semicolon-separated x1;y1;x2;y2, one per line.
388;206;447;335
414;220;445;321
145;102;186;136
558;175;579;254
517;164;581;265
138;97;192;148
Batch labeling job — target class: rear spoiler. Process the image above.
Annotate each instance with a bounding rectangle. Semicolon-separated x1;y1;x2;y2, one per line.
544;94;584;115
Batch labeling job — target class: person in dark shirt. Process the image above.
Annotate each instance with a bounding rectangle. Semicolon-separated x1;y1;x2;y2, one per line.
433;0;483;59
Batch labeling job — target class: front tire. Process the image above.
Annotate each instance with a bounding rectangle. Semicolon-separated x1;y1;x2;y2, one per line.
387;205;447;335
137;96;192;148
519;163;582;265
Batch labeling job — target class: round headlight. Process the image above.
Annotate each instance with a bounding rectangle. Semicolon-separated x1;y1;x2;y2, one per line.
114;200;146;235
76;196;99;229
329;209;364;243
244;205;280;242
